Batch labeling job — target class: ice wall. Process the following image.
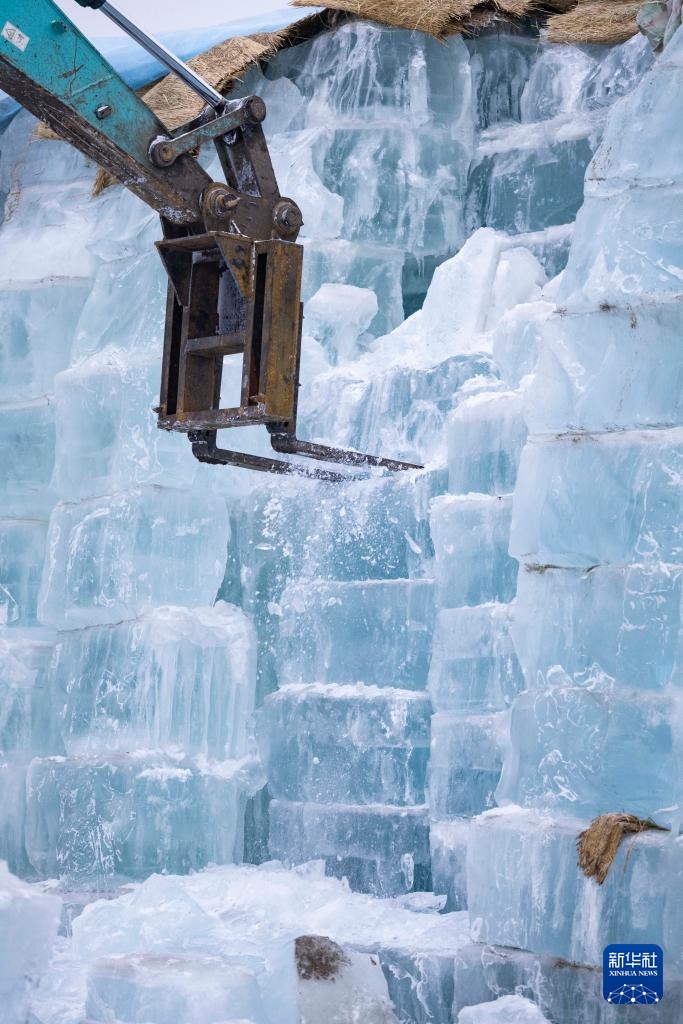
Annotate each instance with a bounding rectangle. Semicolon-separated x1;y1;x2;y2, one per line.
0;11;677;1024
459;20;683;1023
0;115;262;887
0;860;60;1024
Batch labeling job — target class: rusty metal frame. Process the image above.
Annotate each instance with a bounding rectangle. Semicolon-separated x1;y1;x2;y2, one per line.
156;227;421;476
156;230;301;431
153;102;422;477
151;77;421;476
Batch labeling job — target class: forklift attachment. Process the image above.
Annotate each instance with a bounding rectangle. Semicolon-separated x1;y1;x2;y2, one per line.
156;225;421;477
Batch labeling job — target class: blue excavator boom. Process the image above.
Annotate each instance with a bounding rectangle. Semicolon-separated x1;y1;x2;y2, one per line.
0;0;213;223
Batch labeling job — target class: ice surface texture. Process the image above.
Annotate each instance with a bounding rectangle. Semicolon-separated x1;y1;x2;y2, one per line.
490;25;683;1004
429;604;524;713
430;712;505;819
513;563;683;692
0;13;675;1024
511;430;682;569
468;807;683;974
51;603;256;759
498;683;682;819
260;684;431;806
269;800;431;897
276;579;435;689
38;487;229;629
447;391;527;496
26;752;261;884
432;495;518;608
0;860;60;1024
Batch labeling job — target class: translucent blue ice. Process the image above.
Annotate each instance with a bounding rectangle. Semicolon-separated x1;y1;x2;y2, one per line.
0;12;678;1022
467;808;683;970
260;683;431;805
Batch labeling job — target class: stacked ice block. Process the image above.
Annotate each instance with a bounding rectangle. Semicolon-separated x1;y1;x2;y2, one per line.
260;548;437;895
507;14;683;828
458;22;683;1021
428;387;528;911
261;22;475;327
0;114;97;877
0;115;260;887
0;12;676;1023
464;34;652;260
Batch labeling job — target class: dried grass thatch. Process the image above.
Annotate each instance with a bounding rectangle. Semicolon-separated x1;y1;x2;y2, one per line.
293;0;583;37
292;0;523;36
292;0;461;36
548;0;642;43
577;813;668;885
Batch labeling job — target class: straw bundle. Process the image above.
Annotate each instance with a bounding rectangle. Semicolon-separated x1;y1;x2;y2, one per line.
577;813;668;885
548;0;642;43
292;0;467;37
292;0;581;36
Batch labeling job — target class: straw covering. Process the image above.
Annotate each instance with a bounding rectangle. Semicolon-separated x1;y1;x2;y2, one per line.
292;0;469;37
577;813;668;885
291;0;642;40
548;0;643;43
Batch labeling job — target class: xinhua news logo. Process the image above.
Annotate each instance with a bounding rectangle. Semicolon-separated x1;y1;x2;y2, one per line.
603;944;663;1005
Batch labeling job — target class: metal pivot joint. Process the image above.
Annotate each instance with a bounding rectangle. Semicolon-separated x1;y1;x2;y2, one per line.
147;97;267;170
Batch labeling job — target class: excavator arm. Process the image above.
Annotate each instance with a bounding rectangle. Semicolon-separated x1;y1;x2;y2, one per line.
0;0;420;477
0;0;212;223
